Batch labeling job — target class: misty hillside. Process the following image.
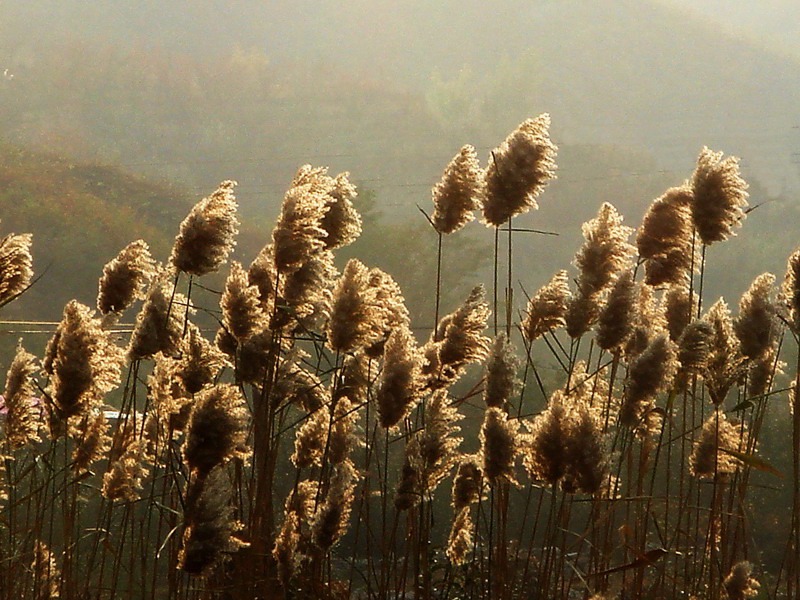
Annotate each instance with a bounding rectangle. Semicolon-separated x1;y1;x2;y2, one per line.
0;144;193;320
2;0;799;196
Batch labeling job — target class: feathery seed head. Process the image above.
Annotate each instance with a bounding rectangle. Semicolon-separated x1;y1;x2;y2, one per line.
376;326;423;429
97;240;156;315
781;247;800;333
480;406;519;485
0;232;33;307
432;144;485;234
3;341;41;448
521;270;571;341
690;411;743;478
482;114;557;226
183;383;250;476
620;333;677;428
170;180;239;276
272;173;330;274
734;273;777;360
723;561;760;600
690;147;749;245
483;333;519;410
596;269;637;352
221;261;267;341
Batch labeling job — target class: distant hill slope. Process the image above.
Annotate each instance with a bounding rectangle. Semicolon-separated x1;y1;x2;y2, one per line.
2;0;798;197
0;145;196;320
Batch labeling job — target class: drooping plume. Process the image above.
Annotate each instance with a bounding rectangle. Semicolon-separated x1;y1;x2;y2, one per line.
170;180;239;276
525;390;569;486
480;406;519;485
271;169;330;274
432;144;485;234
423;285;492;390
128;271;192;360
637;186;694;286
734;273;777;361
47;300;125;434
376;326;423;429
183;383;250;476
690;411;743;477
221;261;267;342
521;270;571;341
483;333;519;410
278;249;337;332
482;114;557;226
3;341;41;449
0;232;33;307
690;147;749;246
97;239;156;315
178;467;247;575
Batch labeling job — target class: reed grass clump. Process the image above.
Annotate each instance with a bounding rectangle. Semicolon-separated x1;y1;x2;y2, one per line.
3;125;800;600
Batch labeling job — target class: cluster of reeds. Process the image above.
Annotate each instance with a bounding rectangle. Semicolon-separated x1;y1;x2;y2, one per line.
0;123;798;600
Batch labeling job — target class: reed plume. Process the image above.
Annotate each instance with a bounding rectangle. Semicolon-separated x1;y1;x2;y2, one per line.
452;455;483;510
0;232;33;307
690;147;749;246
394;457;421;511
663;283;694;342
329;395;358;465
175;323;230;395
170;180;239;276
178;467;247;575
327;259;410;354
446;507;474;566
432;144;485;234
723;561;760;599
101;424;149;502
221;261;267;341
423;285;491;390
781;247;800;333
572;202;635;298
525;390;569;486
677;320;715;375
637;186;694;286
624;284;666;359
183;383;249;476
147;352;191;431
320;171;362;249
311;459;358;553
3;341;41;449
620;333;676;428
480;406;519;485
704;298;746;405
376;326;422;429
274;350;329;412
128;271;192;360
596;269;636;352
96;239;156;315
31;542;61;600
236;328;279;386
414;390;463;495
484;333;519;409
278;249;337;332
734;273;777;361
248;243;279;315
334;352;370;404
482;114;557;226
690;411;743;477
521;270;571;341
272;170;330;274
47;300;124;432
563;400;609;495
291;404;328;469
71;411;111;474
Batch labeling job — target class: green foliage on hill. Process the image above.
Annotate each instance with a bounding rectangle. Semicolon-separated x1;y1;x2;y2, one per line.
0;144;193;319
